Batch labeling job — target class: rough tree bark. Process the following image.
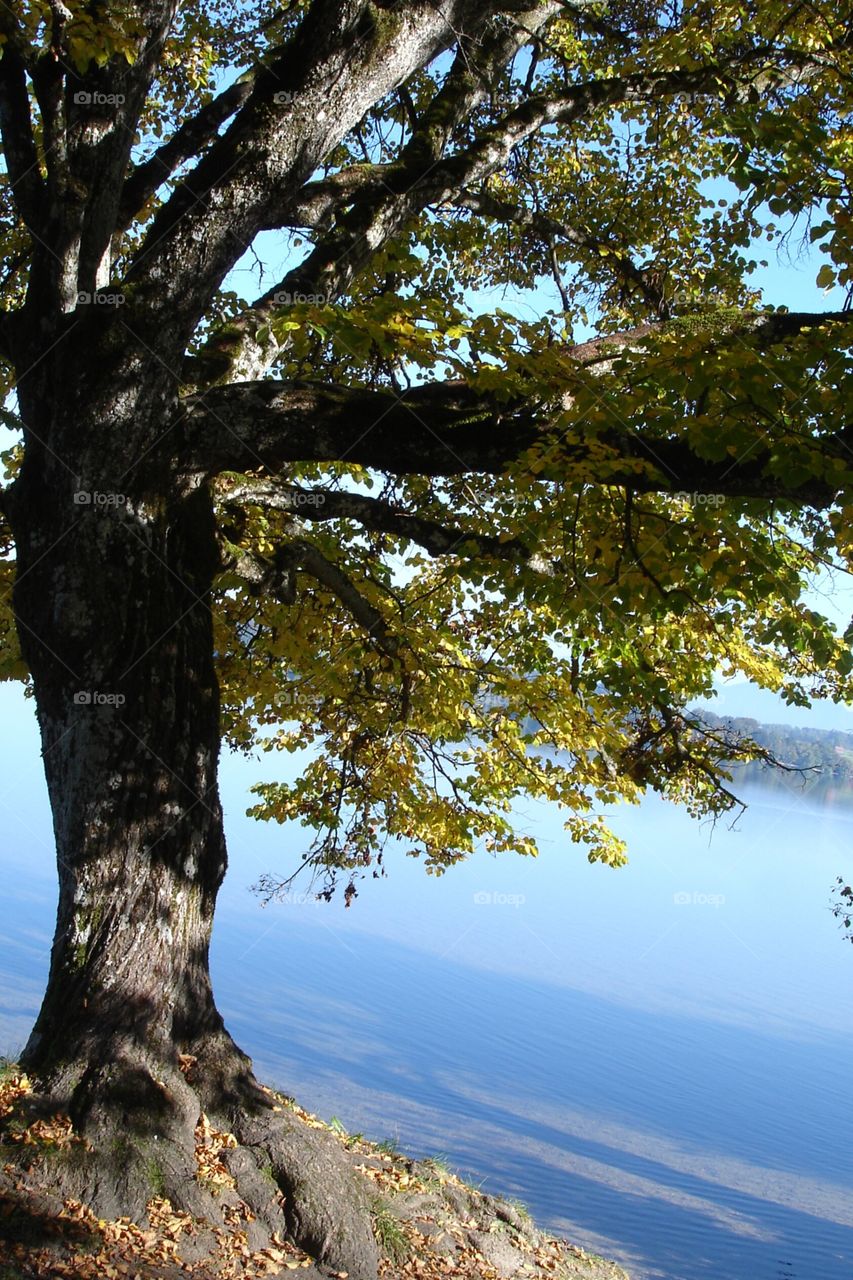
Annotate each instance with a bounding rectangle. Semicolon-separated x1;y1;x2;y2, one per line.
5;338;379;1275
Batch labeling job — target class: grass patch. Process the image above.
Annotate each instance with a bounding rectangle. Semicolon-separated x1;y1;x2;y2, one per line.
0;1057;21;1085
146;1158;166;1197
507;1196;532;1222
370;1196;411;1263
328;1116;366;1148
374;1135;400;1156
39;1143;90;1169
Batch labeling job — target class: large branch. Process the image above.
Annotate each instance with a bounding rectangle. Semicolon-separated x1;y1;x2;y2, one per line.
186;3;562;385
141;5;803;381
117;76;256;231
19;0;181;316
221;478;540;564
0;19;46;235
176;312;853;505
181;377;531;477
123;0;505;366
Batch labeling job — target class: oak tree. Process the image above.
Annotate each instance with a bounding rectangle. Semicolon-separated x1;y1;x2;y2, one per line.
0;1;852;1273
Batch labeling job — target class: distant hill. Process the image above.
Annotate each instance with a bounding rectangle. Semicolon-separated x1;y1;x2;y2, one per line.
692;708;853;780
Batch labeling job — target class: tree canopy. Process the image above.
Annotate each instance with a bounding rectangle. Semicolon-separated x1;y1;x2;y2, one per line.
2;0;853;895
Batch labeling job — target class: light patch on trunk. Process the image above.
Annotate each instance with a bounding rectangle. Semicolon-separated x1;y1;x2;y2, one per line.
95;246;112;289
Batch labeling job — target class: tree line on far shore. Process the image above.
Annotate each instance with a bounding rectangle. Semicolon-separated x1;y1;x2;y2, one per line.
694;710;853;780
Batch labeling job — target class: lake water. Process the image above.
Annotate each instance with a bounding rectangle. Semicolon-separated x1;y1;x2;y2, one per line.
1;687;852;1280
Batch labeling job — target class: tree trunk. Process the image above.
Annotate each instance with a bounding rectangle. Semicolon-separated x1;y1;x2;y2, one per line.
13;439;227;1060
6;397;379;1277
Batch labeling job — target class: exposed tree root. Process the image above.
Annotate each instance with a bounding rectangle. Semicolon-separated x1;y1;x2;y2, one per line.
1;1055;378;1279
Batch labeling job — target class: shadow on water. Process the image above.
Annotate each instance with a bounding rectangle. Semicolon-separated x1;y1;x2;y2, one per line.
214;915;853;1280
425;1083;853;1280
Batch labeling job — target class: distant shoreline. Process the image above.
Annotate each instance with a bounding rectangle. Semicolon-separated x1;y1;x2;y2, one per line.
692;706;853;784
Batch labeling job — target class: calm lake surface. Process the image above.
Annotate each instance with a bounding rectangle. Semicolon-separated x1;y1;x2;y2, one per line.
1;687;852;1280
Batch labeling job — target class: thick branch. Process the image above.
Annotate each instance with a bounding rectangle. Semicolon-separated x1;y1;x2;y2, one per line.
0;27;45;234
20;0;180;314
186;3;562;385
117;76;256;231
124;0;502;366
223;544;295;602
182;378;835;497
179;311;853;505
186;43;793;388
221;478;537;563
